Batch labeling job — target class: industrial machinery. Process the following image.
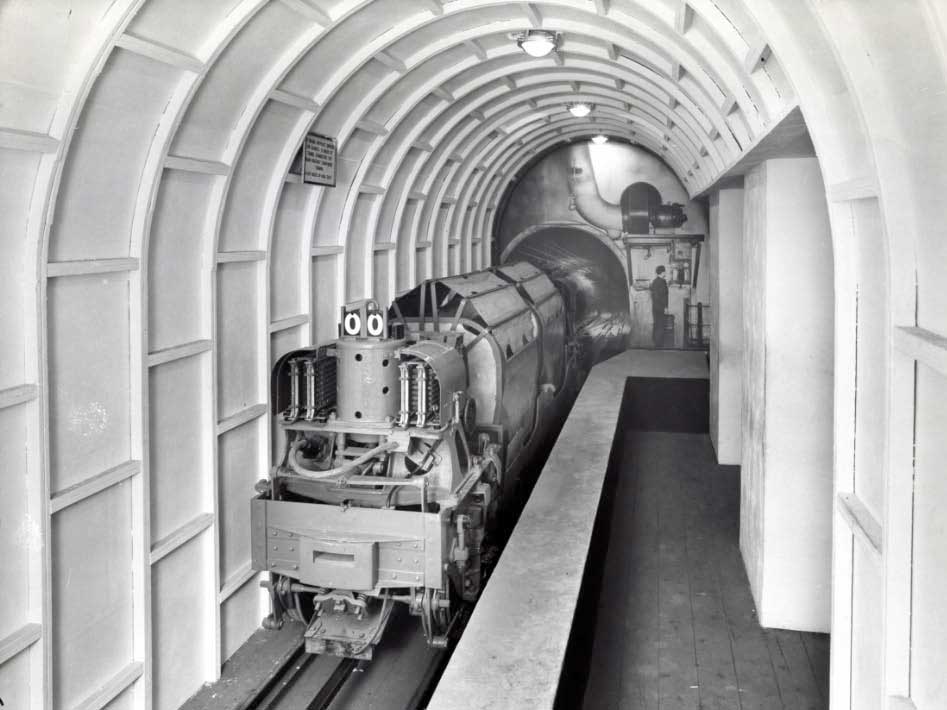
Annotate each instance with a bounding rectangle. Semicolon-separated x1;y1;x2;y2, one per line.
649;202;688;230
251;262;582;659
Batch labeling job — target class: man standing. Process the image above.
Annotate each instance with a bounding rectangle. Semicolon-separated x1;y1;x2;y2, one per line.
650;265;669;347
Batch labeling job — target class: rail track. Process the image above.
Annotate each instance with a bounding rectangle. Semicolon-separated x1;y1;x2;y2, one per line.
243;605;455;710
240;480;520;710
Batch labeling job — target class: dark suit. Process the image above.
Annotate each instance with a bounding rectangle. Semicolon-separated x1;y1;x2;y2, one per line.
650;276;668;347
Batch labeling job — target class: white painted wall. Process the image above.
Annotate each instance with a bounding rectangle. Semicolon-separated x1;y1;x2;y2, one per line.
708;184;744;465
1;2;945;708
740;158;834;633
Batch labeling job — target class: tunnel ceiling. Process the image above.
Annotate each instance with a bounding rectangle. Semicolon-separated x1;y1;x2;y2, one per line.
0;5;811;702
3;0;796;301
6;2;947;708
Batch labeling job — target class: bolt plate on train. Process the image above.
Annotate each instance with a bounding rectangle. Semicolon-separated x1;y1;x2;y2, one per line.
252;497;448;592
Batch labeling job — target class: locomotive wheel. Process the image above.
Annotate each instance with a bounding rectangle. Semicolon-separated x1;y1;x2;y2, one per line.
274;576;314;624
420;588;452;646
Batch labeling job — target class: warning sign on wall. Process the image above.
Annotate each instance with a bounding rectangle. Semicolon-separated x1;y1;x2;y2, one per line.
303;132;336;187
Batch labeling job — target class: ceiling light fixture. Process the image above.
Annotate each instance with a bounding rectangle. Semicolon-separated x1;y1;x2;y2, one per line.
591;134;609;145
516;30;558;58
567;102;593;118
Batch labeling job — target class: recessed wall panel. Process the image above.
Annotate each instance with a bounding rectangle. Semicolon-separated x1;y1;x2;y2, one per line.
270;183;310;322
312;157;358;249
850;543;883;710
0;406;31;641
52;481;134;708
911;362;947;708
152;536;211;710
279;0;406;97
0;149;40;388
126;0;244;59
270;328;301;465
170;1;305;161
149;354;209;542
48;273;131;493
448;244;458;276
372;250;390;305
346;194;378;299
49;49;182;261
220;101;303;253
220;578;261;661
415;248;429;285
0;649;31;710
270;328;302;367
398;201;421;291
312;62;387;138
149;171;216;352
218;422;259;581
311;255;339;344
217;261;261;420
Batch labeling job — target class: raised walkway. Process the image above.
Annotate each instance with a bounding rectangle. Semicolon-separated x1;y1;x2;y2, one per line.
428;349;710;710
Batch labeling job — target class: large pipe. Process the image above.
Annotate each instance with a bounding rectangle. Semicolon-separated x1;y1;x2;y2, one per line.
288;439;399;479
568;144;626;237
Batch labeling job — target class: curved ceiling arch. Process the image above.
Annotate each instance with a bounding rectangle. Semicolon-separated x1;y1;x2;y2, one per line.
42;3;784;334
219;1;788;302
464;118;673;222
476;121;686;227
366;100;683;288
6;3;945;710
199;15;714;277
315;29;716;182
30;0;792;305
443;119;677;268
397;64;708;171
328;57;720;280
16;0;793;286
340;76;696;294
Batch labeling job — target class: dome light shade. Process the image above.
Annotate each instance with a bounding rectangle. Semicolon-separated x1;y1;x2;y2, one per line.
517;30;557;57
591;134;609;145
568;102;593;118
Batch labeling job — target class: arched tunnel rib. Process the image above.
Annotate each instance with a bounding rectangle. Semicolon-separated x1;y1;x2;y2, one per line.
0;2;942;710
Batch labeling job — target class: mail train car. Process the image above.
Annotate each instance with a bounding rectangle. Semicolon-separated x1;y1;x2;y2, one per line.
251;262;581;659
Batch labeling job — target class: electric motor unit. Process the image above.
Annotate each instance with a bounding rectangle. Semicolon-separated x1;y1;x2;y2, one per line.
649;202;688;229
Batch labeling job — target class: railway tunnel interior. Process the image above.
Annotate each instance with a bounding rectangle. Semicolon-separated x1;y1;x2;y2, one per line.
505;223;632;363
1;2;946;710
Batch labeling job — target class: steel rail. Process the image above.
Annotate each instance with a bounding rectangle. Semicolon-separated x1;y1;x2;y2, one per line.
238;641;307;710
304;658;362;710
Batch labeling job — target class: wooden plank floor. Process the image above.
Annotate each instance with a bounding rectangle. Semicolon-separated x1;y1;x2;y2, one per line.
582;432;829;710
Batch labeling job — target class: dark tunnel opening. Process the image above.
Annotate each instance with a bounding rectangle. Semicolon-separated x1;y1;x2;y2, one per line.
504;226;631;365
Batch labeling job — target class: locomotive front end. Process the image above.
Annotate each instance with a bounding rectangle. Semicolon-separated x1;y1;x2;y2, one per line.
251;299;498;659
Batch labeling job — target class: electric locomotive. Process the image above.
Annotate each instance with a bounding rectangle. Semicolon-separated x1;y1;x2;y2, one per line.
251;262;581;659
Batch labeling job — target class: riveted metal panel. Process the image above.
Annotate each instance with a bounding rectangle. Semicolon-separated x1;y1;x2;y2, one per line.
259;500;445;591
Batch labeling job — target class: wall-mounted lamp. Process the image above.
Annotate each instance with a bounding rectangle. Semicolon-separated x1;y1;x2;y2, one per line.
591;134;609;145
515;30;558;57
567;102;593;118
